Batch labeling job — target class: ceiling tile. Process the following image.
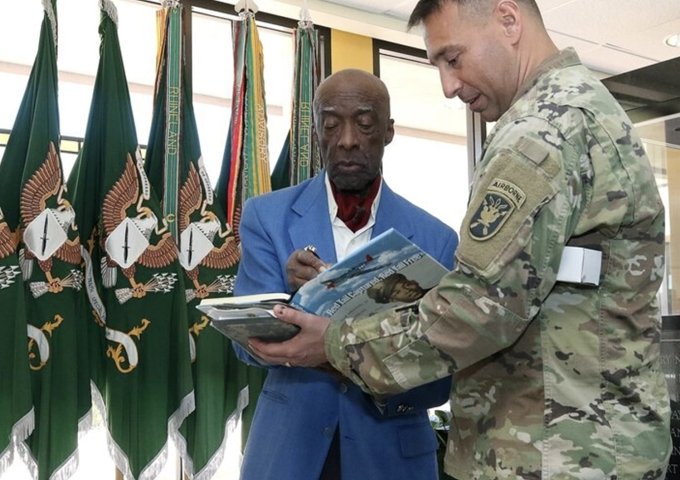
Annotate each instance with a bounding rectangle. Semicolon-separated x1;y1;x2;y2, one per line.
536;0;580;12
324;0;395;15
542;0;680;45
580;45;660;76
316;0;680;74
611;18;680;64
386;0;419;21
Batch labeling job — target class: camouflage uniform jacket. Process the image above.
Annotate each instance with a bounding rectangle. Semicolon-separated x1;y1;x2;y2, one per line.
325;48;672;479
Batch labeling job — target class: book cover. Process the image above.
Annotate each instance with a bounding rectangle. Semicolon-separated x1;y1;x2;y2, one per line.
289;228;448;319
200;228;448;349
197;294;298;347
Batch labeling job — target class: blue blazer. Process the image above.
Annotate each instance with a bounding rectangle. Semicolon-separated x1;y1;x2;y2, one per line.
234;173;458;480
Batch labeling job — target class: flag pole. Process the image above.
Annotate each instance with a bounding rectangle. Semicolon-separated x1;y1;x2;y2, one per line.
300;0;311;23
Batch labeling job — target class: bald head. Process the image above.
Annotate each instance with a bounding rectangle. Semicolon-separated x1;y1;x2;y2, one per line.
314;69;391;128
312;69;395;193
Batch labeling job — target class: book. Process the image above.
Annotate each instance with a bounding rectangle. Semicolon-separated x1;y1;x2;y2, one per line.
198;295;300;346
199;228;449;351
201;304;301;343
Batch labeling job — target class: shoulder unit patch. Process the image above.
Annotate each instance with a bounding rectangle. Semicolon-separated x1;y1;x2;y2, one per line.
469;178;526;241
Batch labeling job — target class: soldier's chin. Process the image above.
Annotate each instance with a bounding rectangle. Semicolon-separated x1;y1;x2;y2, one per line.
477;105;502;123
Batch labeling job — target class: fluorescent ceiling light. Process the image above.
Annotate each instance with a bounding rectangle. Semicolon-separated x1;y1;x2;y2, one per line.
665;34;680;47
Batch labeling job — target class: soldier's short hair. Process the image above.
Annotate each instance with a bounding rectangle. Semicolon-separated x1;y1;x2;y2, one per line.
407;0;542;29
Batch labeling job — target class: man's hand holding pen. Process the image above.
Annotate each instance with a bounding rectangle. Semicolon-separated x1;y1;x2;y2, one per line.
286;245;330;291
253;245;335;370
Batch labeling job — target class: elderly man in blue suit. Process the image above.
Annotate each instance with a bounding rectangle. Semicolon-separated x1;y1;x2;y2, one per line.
234;68;458;480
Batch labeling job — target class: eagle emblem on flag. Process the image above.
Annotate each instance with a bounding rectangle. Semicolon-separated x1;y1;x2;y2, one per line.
20;142;83;297
101;150;178;303
178;161;239;302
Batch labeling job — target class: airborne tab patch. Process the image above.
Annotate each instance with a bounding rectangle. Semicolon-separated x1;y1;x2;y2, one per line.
469;178;526;241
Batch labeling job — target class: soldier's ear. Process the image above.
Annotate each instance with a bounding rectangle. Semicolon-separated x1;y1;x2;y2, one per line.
496;0;521;44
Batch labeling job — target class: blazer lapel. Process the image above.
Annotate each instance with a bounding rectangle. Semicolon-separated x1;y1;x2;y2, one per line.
373;181;415;241
288;173;337;263
286;178;413;263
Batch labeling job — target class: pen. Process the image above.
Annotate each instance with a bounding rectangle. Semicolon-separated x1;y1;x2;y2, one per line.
303;244;320;259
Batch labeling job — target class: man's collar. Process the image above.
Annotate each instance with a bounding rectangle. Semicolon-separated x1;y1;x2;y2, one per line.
324;173;382;232
511;47;581;106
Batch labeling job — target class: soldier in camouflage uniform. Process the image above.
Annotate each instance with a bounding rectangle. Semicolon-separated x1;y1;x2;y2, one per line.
249;0;673;478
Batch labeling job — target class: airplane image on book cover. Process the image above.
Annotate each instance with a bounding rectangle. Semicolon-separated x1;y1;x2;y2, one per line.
291;228;448;320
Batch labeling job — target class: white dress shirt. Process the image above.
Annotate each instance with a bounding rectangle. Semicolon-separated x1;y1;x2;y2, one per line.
324;173;382;260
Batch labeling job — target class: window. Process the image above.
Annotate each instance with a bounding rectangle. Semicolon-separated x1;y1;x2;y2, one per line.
637;114;680;316
191;8;295;182
377;45;470;233
0;0;298;181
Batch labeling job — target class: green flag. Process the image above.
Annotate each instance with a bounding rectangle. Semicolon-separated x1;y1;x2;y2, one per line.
270;18;321;189
65;1;194;478
270;134;291;191
214;7;272;447
0;207;34;477
289;19;321;185
144;4;247;478
215;9;272;226
0;1;91;478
